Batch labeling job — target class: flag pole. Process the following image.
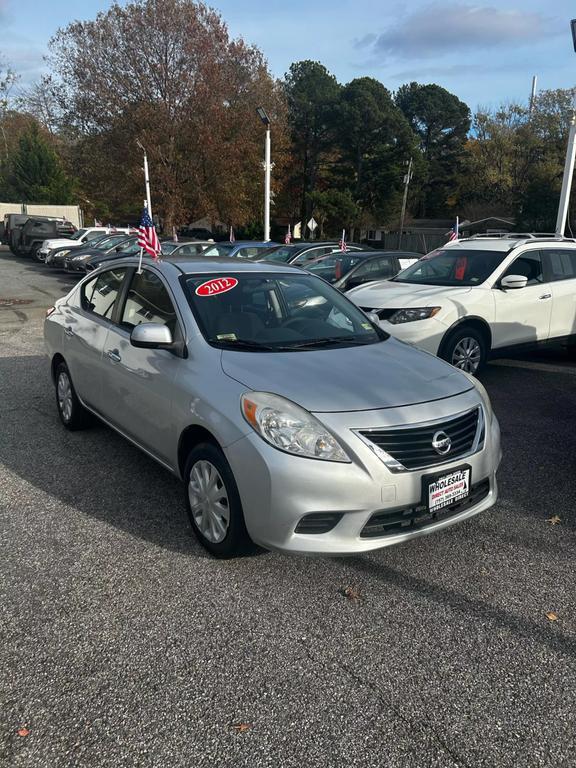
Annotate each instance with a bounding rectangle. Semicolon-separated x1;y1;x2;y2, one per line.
137;198;146;274
137;139;153;220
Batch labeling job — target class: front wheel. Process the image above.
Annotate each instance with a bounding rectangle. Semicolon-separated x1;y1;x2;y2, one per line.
184;443;255;558
440;327;487;375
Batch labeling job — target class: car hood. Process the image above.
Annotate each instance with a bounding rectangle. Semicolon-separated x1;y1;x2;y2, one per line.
44;239;81;250
221;337;473;412
347;280;472;308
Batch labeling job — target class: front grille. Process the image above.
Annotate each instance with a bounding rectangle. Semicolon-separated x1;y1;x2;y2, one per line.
361;478;490;538
294;513;343;534
359;407;481;471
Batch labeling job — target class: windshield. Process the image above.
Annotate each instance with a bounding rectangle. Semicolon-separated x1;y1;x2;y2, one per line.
235;246;278;260
304;253;367;283
184;273;387;351
262;246;297;263
161;242;179;255
202;243;235;257
393;248;508;286
94;234;130;251
70;229;87;240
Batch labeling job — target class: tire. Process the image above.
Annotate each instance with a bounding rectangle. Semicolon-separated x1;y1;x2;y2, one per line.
54;362;93;430
184;442;255;558
440;326;487;375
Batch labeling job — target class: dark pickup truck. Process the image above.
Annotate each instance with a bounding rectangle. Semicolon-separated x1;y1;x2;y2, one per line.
8;217;77;258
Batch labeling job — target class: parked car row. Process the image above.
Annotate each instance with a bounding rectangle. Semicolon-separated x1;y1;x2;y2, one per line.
22;230;422;290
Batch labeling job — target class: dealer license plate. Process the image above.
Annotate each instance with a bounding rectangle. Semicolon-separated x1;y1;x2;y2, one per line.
426;467;470;513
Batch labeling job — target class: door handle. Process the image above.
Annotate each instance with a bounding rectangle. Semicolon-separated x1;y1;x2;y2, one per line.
64;327;74;338
538;294;552;300
106;349;121;363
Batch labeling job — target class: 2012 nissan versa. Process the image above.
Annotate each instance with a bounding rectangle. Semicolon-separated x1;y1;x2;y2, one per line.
44;256;501;557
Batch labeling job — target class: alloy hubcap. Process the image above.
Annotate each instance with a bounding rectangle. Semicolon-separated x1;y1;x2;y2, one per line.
451;337;482;374
57;372;73;422
188;460;230;543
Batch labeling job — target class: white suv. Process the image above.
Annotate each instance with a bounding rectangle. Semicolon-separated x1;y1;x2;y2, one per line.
347;236;576;374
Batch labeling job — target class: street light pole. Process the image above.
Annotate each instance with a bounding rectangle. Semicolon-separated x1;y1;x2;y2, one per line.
555;112;576;237
257;107;272;241
555;21;576;238
264;125;271;242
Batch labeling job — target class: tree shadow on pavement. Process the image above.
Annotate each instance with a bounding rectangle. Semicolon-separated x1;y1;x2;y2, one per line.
340;555;576;661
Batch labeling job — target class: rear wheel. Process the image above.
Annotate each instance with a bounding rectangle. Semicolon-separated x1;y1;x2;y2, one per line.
441;327;487;375
184;442;254;558
55;362;93;430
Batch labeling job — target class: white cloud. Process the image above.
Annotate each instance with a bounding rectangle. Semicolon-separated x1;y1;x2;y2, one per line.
366;3;561;60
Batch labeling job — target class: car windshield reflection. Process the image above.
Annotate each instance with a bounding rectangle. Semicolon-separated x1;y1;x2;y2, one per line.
184;273;387;351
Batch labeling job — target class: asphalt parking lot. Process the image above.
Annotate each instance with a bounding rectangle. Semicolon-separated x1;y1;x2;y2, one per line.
1;247;575;768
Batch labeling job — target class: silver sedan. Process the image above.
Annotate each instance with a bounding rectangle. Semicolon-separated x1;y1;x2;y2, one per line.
44;256;501;557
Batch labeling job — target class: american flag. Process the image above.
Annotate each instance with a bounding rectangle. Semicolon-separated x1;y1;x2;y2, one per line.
339;228;347;252
447;217;459;242
229;225;235;243
285;224;292;244
138;208;161;259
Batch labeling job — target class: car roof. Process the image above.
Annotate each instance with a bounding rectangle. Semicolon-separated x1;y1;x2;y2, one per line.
280;241;364;250
443;239;516;252
102;255;305;275
211;241;276;246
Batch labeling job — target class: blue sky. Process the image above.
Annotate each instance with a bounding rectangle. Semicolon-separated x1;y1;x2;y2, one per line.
2;0;576;112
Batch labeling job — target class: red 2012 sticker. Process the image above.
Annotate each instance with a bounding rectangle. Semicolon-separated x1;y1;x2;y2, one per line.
195;277;238;297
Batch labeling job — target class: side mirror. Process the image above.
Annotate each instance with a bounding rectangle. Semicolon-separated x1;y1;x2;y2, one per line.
367;311;380;325
130;322;173;349
500;274;528;290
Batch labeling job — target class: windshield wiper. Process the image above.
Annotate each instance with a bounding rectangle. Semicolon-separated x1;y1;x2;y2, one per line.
213;339;279;351
281;336;374;350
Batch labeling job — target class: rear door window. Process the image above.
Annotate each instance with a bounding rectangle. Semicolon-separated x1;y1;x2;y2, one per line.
543;249;576;281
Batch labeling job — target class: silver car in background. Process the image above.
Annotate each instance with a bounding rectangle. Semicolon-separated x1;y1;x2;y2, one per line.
44;257;501;557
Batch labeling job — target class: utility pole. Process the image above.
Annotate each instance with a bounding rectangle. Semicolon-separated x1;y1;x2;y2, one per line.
399;157;413;248
529;75;538;115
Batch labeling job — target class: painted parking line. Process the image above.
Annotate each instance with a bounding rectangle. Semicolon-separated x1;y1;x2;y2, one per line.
490;359;576;375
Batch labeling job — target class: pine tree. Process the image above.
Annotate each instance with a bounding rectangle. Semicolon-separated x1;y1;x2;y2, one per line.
7;124;74;203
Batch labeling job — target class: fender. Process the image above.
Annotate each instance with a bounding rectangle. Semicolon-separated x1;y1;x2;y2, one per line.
439;315;493;356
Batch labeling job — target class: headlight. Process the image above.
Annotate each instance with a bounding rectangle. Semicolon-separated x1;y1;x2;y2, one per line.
460;371;494;423
388;307;441;324
58;249;70;258
73;254;91;262
241;392;350;462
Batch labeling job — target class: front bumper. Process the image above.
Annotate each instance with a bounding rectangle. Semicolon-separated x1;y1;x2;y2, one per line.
378;317;447;356
64;259;87;273
225;391;501;555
